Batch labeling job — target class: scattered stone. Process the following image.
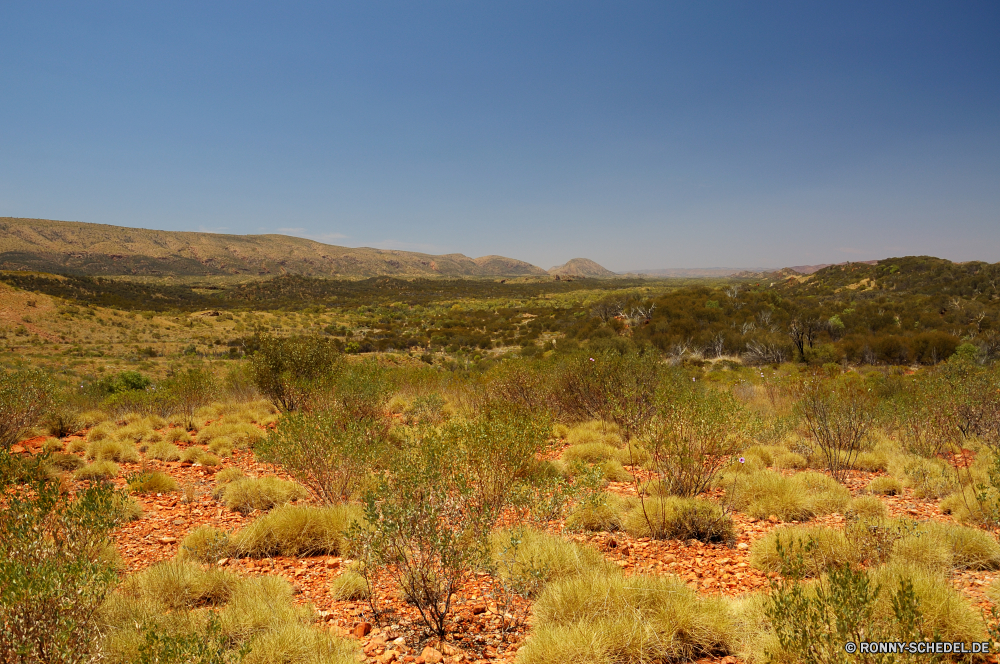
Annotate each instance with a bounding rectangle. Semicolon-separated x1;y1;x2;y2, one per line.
354;622;372;638
421;647;443;663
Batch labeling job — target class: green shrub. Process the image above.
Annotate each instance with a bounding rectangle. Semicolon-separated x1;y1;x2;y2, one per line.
256;408;387;504
623;496;736;544
648;378;754;497
128;471;179;494
75;460;121;481
217;576;311;641
519;572;736;663
0;368;55;451
795;375;877;481
207;436;234;457
890;454;957;499
218;477;308;514
0;450;124;663
146;442;181;462
247;333;341;412
179;446;205;464
229;505;360;558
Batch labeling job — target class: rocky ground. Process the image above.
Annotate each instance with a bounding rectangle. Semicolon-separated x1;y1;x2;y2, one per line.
12;428;1000;664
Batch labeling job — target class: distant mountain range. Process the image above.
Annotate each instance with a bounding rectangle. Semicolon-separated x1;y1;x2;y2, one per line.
0;217;552;279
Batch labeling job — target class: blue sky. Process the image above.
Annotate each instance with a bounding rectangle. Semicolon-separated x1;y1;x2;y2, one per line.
1;2;998;271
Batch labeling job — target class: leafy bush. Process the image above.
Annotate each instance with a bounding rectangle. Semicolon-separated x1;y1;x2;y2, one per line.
162;367;217;429
554;349;662;442
646;377;754;497
229;505;360;558
795;375;877;481
217;477;308;514
0;450;124;663
359;429;493;637
519;572;736;663
257;409;387;504
246;333;341;411
0;368;55;450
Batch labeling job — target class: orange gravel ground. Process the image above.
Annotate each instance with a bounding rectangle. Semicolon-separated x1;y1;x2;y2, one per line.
12;430;1000;664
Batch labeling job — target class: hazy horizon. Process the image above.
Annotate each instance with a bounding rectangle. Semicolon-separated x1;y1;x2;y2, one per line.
2;2;998;272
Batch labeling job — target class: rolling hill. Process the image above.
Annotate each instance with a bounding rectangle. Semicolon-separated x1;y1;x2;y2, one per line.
548;258;616;278
0;217;549;279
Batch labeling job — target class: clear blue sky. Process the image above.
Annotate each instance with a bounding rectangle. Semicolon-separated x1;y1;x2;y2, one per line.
1;2;998;271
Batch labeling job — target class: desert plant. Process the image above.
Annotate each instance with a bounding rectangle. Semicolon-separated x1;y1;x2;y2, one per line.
229;504;360;558
217;476;308;514
178;527;232;564
553;348;662;442
359;429;493;637
645;377;754;498
257;409;387;504
246;333;341;412
623;496;736;544
518;571;736;663
0;368;55;451
162;367;217;430
128;471;179;494
867;475;903;495
75;460;121;481
796;375;877;481
146;441;182;462
0;449;125;663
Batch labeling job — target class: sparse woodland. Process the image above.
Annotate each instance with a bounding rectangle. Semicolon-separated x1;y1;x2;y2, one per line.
4;257;1000;663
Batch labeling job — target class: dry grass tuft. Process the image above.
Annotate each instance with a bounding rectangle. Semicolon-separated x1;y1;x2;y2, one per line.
218;476;309;514
519;572;736;664
229;504;361;558
74;460;120;480
623;497;736;544
128;471;178;494
145;441;181;461
866;475;902;495
87;438;140;463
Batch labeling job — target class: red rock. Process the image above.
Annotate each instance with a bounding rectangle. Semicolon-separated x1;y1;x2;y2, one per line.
353;622;372;637
471;604;486;615
10;445;25;454
157;536;177;544
420;647;443;663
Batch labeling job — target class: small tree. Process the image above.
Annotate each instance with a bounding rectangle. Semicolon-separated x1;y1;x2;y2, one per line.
796;376;877;481
0;369;55;451
554;348;661;441
246;333;341;412
257;410;387;504
361;430;492;638
163;367;218;429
